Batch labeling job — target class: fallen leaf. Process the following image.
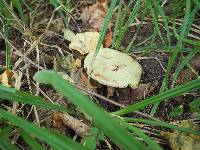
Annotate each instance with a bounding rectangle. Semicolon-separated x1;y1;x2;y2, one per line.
190;54;200;69
80;1;108;31
161;120;200;150
53;112;63;129
97;0;108;12
50;18;63;32
80;71;88;83
103;30;113;48
132;83;156;100
176;68;197;85
80;71;98;89
88;9;105;31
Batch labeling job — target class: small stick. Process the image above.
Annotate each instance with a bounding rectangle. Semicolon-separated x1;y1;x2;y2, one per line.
61;113;90;137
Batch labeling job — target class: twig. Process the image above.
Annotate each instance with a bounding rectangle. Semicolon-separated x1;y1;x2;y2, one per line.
75;85;159;121
61;113;90;137
75;85;125;107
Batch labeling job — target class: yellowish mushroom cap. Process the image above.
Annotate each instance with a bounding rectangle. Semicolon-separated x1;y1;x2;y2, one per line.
69;32;101;55
84;48;142;88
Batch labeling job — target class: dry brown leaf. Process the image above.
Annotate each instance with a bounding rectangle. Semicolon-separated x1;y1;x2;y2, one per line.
97;0;108;12
161;120;200;150
53;112;63;129
132;83;156;100
190;54;200;69
176;68;197;85
80;71;98;89
50;18;63;32
80;1;108;31
103;30;113;48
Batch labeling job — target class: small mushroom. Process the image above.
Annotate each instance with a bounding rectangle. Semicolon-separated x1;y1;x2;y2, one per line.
69;32;101;55
84;48;142;88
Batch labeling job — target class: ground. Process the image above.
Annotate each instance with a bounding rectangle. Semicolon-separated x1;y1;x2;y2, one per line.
0;0;200;149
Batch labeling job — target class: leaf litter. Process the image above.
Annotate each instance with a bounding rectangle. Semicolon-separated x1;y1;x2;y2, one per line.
1;0;200;149
80;0;109;31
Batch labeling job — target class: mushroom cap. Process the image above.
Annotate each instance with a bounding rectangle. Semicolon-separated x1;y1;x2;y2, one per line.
69;32;101;55
84;48;142;88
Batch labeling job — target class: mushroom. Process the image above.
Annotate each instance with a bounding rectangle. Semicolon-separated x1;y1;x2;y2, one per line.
84;48;142;89
69;32;102;55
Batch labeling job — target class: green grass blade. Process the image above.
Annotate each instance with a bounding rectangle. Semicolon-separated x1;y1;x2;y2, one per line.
112;1;132;49
183;39;200;46
21;0;33;11
0;1;23;31
0;138;20;150
150;74;168;116
125;1;149;53
49;0;72;28
112;77;200;116
2;17;11;70
172;6;198;44
189;97;200;113
49;0;71;12
147;0;166;45
129;45;193;52
0;109;87;150
192;0;200;8
115;0;142;49
0;125;13;138
164;0;191;86
185;6;199;35
20;130;45;150
0;1;12;19
123;118;200;136
0;85;68;113
151;0;194;115
83;127;100;150
11;0;27;24
49;0;67;27
119;120;163;150
112;0;124;48
88;0;117;76
96;0;117;52
172;49;200;86
153;0;171;46
33;70;147;150
116;1;132;42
